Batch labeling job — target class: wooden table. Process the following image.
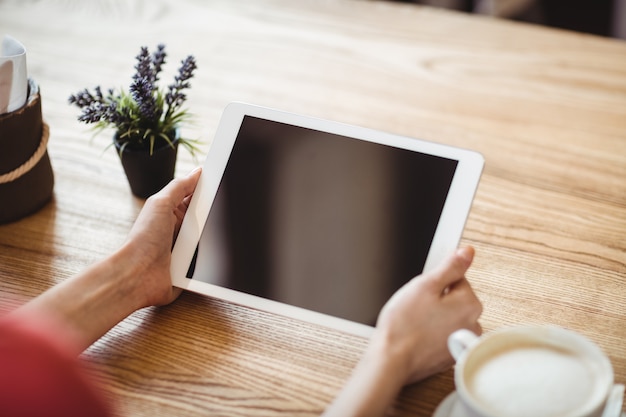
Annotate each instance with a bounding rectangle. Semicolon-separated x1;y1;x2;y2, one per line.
1;0;625;415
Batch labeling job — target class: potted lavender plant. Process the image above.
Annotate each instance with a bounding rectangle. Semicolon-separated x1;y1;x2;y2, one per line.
69;44;198;198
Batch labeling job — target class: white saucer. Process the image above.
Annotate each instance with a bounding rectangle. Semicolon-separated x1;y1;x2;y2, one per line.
433;391;626;417
432;392;467;417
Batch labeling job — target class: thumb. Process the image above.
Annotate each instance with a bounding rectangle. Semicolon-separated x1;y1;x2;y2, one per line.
158;167;202;205
428;246;475;290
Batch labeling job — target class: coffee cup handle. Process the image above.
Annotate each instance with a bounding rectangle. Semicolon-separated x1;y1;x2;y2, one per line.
448;329;479;362
601;384;624;417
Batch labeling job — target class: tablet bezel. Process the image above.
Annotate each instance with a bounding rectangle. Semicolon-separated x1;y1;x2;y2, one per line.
170;102;483;337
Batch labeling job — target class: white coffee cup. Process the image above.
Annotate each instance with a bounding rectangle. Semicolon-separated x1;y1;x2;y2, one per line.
447;326;625;417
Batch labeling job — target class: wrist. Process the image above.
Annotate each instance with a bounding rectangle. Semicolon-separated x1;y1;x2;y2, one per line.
110;242;152;312
366;328;413;389
323;332;411;417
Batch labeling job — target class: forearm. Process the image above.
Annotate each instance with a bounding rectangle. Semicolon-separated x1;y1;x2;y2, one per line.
13;243;145;355
8;169;199;356
323;333;409;417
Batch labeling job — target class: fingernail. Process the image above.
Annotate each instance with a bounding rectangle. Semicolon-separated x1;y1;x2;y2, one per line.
188;166;201;175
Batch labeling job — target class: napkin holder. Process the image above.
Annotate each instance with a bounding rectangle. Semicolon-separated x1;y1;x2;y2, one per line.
0;79;54;224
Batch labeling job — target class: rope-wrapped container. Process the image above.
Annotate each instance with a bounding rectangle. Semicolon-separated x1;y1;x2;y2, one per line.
0;79;54;223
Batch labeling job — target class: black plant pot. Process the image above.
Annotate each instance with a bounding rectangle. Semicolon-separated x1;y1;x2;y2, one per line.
114;132;179;199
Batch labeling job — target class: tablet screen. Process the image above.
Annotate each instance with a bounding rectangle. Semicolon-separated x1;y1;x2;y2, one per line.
186;116;458;326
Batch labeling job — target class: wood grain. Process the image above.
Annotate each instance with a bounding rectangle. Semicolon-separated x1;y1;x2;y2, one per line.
0;0;624;415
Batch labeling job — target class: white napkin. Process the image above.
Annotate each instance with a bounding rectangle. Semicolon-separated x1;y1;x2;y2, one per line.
0;35;28;114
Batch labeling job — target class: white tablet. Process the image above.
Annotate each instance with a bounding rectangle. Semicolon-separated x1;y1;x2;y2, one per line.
171;103;483;337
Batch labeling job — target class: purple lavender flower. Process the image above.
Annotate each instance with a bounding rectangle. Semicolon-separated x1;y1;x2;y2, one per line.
76;102;103;123
130;76;160;125
69;44;197;155
68;88;96;108
166;55;197;112
133;47;152;82
151;44;166;82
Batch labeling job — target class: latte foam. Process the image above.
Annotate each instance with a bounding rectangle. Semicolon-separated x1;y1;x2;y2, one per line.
465;345;600;417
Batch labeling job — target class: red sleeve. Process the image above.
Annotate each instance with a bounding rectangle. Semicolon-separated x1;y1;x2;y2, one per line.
0;310;113;417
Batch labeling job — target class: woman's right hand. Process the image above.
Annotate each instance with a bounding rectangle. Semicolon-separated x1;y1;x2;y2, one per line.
373;246;483;385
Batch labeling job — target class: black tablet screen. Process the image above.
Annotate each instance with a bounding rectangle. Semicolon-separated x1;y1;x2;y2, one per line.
187;116;457;326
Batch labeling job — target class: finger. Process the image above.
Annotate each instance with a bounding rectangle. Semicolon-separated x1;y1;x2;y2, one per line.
156;287;183;306
158;167;202;206
173;205;186;222
447;276;472;294
473;321;483;336
446;277;482;306
174;194;192;215
448;283;484;326
429;246;475;290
